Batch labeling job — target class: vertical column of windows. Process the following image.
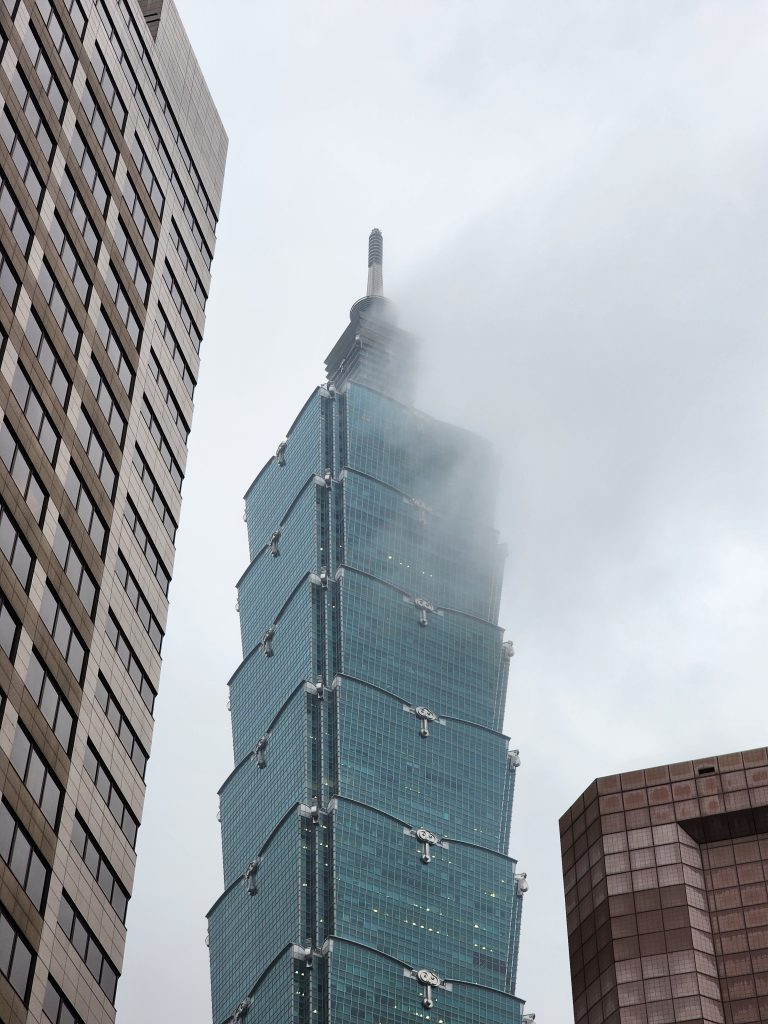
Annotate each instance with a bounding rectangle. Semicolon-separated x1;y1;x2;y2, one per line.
122;174;156;257
86;357;126;444
51;522;97;617
35;0;78;77
94;674;147;778
0;110;44;207
0;798;50;911
105;263;142;347
43;977;85;1024
24;649;75;751
75;410;116;499
59;170;99;258
0;586;20;659
0;421;48;524
131;447;176;539
0;243;20;307
104;611;156;713
10;68;55;159
11;363;60;464
79;84;117;171
0;499;34;588
63;464;107;555
9;723;63;828
71;813;130;921
70;126;108;213
113;217;149;303
162;261;201;351
140;395;182;491
0;175;32;254
95;310;134;395
129;136;163;215
39;582;87;683
0;902;35;1002
37;260;82;353
115;551;163;652
25;312;71;408
156;308;195;397
123;497;169;594
90;43;126;129
22;27;66;117
48;213;90;305
169;218;207;308
147;349;189;442
57;894;118;1003
82;741;138;847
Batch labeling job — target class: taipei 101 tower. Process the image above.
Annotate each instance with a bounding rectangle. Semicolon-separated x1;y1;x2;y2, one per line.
207;231;529;1023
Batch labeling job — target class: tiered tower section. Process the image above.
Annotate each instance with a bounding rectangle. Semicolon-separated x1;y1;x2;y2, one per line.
208;231;527;1024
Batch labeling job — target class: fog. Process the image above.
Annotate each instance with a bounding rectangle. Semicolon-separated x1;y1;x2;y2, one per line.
117;2;768;1021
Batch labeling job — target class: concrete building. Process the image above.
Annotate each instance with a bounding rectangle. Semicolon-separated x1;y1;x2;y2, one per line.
561;747;768;1024
207;231;529;1023
0;0;225;1020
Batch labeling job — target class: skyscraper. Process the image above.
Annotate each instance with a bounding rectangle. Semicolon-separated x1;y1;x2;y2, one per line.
208;231;527;1023
0;1;225;1021
560;746;768;1024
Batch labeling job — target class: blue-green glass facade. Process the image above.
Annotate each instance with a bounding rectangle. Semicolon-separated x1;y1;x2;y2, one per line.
208;294;526;1023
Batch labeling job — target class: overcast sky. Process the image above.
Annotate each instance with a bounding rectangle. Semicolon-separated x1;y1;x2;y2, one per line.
117;2;768;1021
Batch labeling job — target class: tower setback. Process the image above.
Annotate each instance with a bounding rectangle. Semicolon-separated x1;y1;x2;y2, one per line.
208;231;527;1023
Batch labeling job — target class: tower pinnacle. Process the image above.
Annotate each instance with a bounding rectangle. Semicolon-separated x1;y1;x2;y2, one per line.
366;227;383;297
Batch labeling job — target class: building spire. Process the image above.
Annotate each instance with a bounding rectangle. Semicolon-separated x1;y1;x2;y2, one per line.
366;228;383;297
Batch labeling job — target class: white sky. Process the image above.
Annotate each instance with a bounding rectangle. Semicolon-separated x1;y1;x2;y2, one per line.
117;2;768;1021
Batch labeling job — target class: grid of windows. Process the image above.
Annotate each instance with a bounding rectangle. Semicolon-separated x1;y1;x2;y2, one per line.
0;174;32;254
52;522;97;617
71;812;130;921
64;463;107;554
26;312;71;408
0;902;35;1002
25;649;75;752
80;83;117;170
105;610;156;713
170;218;206;308
86;357;126;443
70;125;108;213
140;395;182;491
0;421;47;524
124;497;170;595
59;169;99;258
57;893;118;1003
0;243;20;307
11;68;54;159
83;741;138;847
122;173;157;257
0;499;34;589
39;581;87;683
113;217;149;302
148;349;189;442
43;977;85;1024
0;586;20;659
23;27;66;117
115;550;163;652
132;446;176;540
75;409;116;499
96;309;134;393
0;798;50;911
36;0;78;78
90;43;126;129
49;212;90;305
0;109;44;206
130;136;163;215
95;673;148;778
11;362;59;463
163;261;201;352
105;262;142;346
10;723;63;828
37;259;82;353
156;306;195;397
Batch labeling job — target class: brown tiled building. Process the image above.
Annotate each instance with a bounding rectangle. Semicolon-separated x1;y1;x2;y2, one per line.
0;0;225;1021
560;748;768;1024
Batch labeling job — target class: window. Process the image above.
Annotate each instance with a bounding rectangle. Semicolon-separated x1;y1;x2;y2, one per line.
23;28;65;117
0;245;20;307
79;84;117;170
132;447;176;540
95;310;134;394
169;219;206;308
26;312;71;407
162;262;201;352
52;523;97;617
0;799;50;911
58;894;119;1003
90;44;126;129
0;422;47;524
140;396;183;492
11;363;59;463
0;176;32;254
105;611;156;713
59;170;99;258
10;723;63;827
0;500;34;589
113;218;149;303
75;410;116;499
95;675;147;778
82;742;138;848
39;582;87;683
105;263;142;346
0;109;44;207
48;213;90;305
62;0;86;39
147;349;189;442
37;259;81;353
0;588;20;659
124;497;170;595
116;551;163;652
71;813;130;921
25;650;75;752
36;0;78;78
122;174;156;257
86;357;125;443
70;126;108;213
130;137;163;215
64;465;107;555
11;68;54;159
157;307;195;398
43;977;85;1024
0;903;35;1002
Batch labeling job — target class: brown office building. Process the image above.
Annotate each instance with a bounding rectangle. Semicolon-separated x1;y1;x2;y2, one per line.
0;0;225;1020
561;748;768;1024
